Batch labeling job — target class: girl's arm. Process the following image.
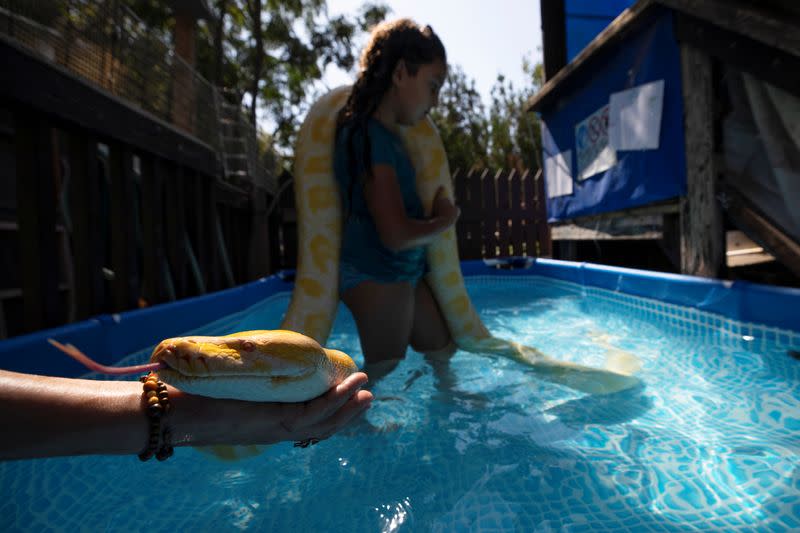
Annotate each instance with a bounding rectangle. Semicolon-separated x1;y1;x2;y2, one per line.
0;369;371;460
365;163;459;252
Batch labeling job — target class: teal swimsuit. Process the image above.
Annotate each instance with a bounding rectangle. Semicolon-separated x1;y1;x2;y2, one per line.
334;118;426;293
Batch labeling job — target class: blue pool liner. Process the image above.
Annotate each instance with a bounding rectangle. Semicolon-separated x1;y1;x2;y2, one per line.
1;259;797;377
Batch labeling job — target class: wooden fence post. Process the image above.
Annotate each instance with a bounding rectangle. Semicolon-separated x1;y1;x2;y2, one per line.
107;141;140;312
509;169;525;256
14;109;61;332
679;43;723;277
66;128;104;318
280;171;298;270
454;169;483;259
495;169;511;256
481;169;498;258
533;169;552;257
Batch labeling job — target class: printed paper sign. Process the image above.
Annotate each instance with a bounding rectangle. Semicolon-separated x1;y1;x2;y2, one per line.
544;150;573;198
609;79;665;151
575;104;617;180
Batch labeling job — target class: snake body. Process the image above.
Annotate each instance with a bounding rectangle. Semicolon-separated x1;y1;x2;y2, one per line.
281;86;641;395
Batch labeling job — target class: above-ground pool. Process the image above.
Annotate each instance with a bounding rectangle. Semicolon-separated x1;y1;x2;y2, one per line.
1;260;798;532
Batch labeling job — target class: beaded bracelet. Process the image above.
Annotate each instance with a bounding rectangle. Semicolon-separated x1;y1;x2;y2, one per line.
138;372;174;461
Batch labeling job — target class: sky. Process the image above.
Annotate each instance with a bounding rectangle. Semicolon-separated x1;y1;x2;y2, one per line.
323;0;543;108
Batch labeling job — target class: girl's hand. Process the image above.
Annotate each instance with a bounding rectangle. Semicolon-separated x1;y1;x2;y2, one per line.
431;186;460;227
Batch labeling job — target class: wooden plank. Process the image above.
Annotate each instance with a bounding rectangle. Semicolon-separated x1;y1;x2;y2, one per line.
719;181;800;277
192;173;211;288
207;172;224;291
521;171;537;257
495;170;511;257
164;164;188;297
552;215;664;240
557;200;680;226
125;148;141;307
725;230;774;268
139;153;168;305
247;188;271;280
108;141;133;311
453;169;482;260
466;170;484;259
679;43;724;277
481;169;498;258
66;128;99;319
230;208;244;283
509;170;524;256
216;179;249;208
14;108;60;331
266;190;283;275
279;172;298;270
660;212;681;269
674;12;800;97
660;0;800;59
536;170;553;257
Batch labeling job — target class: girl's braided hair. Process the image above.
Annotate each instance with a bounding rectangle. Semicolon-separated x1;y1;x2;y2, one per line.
337;19;446;204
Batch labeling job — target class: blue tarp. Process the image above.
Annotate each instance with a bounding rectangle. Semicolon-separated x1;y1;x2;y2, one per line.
540;10;687;222
565;0;636;61
1;259;798;378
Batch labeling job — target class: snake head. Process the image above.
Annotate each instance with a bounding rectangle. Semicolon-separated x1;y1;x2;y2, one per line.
150;330;359;402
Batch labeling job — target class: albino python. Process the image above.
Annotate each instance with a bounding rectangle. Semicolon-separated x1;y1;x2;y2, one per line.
280;85;642;395
49;330;357;402
49;330;358;460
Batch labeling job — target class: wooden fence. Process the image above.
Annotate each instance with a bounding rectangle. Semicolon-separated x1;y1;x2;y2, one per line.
452;168;552;261
1;40;254;339
270;168;552;270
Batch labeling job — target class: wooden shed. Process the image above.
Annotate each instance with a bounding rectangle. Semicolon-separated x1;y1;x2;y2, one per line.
527;0;800;286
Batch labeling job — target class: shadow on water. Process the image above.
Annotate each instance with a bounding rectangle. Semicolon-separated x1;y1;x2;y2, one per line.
542;382;653;428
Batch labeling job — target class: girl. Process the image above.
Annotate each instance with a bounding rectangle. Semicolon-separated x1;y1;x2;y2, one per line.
335;19;459;370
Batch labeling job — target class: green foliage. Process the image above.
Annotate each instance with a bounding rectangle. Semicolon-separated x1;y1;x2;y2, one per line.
432;56;545;174
191;0;390;158
486;56;545;172
429;65;488;173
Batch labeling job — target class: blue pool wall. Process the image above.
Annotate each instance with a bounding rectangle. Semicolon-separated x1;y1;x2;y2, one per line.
0;259;797;378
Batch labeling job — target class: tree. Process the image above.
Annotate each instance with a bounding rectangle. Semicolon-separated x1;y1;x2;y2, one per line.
486;56;545;172
191;1;389;165
429;64;489;173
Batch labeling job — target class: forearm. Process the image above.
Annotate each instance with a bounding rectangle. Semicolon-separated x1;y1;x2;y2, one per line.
381;215;454;251
0;371;147;459
0;369;370;460
0;370;281;459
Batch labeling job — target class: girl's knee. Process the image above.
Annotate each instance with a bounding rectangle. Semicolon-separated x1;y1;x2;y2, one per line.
411;336;455;358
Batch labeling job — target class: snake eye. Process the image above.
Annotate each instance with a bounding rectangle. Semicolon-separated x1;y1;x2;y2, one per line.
241;340;255;352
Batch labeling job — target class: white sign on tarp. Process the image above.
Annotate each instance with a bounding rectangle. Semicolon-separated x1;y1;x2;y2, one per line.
609;79;665;151
544;150;573;198
575;104;617;180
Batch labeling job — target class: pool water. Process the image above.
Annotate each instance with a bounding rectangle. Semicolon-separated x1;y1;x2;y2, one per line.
2;276;799;532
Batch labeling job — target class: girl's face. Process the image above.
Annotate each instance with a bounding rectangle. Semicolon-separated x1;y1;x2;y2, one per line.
394;59;447;126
